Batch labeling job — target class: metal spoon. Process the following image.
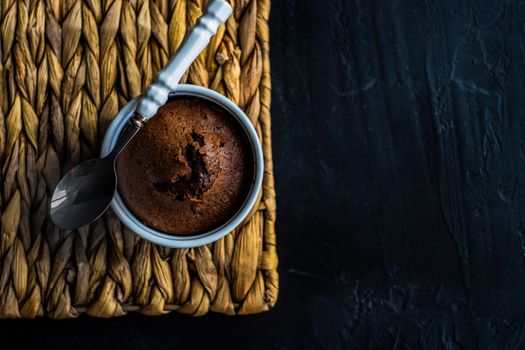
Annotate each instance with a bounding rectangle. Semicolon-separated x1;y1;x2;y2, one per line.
50;0;232;230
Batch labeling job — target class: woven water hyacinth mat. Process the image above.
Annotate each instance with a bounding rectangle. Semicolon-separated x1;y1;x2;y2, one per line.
0;0;277;318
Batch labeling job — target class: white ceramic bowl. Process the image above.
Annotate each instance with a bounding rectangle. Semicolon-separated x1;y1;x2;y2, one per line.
101;84;264;248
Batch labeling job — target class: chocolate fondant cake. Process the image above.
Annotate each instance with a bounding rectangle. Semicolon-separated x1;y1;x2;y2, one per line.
116;97;253;235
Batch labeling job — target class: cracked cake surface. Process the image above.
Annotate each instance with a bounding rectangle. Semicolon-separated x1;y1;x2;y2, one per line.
116;97;253;235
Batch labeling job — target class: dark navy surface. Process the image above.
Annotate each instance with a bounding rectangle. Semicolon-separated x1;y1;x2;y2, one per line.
3;0;525;348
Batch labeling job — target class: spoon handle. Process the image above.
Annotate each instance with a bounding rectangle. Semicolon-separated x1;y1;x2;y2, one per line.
107;115;147;160
136;0;232;119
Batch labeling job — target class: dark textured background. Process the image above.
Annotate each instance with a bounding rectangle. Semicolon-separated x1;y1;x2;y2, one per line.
3;0;525;348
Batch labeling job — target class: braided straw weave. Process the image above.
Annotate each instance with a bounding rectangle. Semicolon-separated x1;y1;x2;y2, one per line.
0;0;277;318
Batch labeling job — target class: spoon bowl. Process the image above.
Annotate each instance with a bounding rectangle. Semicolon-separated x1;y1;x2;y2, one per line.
50;157;116;230
50;114;145;229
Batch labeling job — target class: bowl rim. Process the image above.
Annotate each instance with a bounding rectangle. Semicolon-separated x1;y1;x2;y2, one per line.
100;84;264;248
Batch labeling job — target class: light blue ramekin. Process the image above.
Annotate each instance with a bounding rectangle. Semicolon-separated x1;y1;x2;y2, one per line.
100;84;264;248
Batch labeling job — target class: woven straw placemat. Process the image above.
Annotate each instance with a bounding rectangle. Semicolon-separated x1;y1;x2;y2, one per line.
0;0;277;318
